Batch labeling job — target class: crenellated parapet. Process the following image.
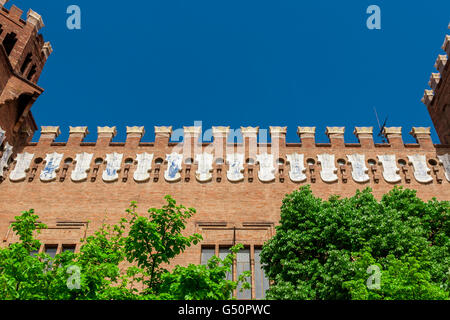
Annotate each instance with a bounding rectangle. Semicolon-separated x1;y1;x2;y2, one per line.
0;2;52;75
20;125;445;149
1;125;449;186
422;27;450;144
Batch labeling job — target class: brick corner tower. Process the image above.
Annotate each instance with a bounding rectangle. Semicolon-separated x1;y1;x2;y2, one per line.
422;25;450;145
0;0;52;152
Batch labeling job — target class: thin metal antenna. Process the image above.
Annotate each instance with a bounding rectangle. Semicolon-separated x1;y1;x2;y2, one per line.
373;107;388;143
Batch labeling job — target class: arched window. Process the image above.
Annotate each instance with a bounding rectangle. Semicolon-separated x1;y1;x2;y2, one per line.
2;32;18;56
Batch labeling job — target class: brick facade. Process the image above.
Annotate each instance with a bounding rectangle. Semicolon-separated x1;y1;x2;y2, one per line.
0;2;449;299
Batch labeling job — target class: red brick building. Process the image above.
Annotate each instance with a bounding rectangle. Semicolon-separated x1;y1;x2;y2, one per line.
0;3;449;299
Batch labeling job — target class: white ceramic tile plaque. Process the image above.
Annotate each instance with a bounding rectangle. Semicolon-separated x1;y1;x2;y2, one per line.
195;153;213;182
9;152;34;182
408;154;433;183
226;153;244;182
102;153;123;182
317;154;338;183
40;152;63;182
134;153;153;182
437;153;450;182
256;153;276;182
377;155;401;183
165;152;183;182
71;152;93;182
347;154;370;183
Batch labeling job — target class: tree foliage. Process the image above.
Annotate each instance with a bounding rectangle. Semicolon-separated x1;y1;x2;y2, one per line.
0;196;248;300
261;186;450;300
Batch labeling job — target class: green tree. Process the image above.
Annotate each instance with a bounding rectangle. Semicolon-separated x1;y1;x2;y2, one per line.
0;196;248;300
261;186;450;300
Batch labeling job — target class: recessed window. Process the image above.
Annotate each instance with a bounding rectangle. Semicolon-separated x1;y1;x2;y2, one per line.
306;158;316;165
34;157;43;164
64;157;73;165
428;159;438;166
201;247;215;266
368;159;377;166
185;158;193;165
125;158;134;165
337;159;346;166
155;158;164;165
44;245;58;258
20;53;32;74
62;245;76;253
95;158;104;165
203;246;269;300
215;158;224;165
27;64;37;81
218;247;233;282
398;159;407;166
254;248;270;300
276;158;285;165
2;32;18;56
236;248;251;300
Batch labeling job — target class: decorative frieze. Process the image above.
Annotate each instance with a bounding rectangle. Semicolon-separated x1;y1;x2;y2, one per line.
4;150;449;186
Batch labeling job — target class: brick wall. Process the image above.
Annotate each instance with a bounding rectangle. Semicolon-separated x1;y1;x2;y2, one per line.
0;125;449;269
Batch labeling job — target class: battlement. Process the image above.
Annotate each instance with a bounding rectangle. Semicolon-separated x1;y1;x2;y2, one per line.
0;1;43;29
26;125;443;150
0;1;52;82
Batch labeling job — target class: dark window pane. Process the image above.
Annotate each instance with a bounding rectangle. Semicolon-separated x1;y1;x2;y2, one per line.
201;247;215;265
62;245;76;253
45;245;57;258
254;249;270;299
236;248;251;300
44;245;57;271
29;250;39;257
219;248;233;281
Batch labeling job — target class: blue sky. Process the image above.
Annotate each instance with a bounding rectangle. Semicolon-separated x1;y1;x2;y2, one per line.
10;0;450;143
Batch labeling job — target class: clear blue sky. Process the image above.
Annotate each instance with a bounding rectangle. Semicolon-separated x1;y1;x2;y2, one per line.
10;0;450;143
